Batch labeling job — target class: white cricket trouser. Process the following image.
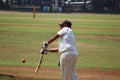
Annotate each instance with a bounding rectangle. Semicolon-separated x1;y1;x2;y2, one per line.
60;52;78;80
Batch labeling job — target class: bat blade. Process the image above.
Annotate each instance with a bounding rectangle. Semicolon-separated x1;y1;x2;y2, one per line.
34;54;44;74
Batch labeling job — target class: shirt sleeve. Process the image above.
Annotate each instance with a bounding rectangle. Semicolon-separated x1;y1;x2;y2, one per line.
57;28;67;36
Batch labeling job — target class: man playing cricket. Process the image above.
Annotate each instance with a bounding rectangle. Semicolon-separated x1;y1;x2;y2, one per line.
43;20;78;80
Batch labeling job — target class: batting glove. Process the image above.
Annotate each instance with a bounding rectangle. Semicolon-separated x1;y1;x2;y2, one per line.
40;49;48;55
42;42;48;49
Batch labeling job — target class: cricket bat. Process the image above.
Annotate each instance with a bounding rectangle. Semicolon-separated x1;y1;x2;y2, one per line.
34;54;44;74
34;42;47;74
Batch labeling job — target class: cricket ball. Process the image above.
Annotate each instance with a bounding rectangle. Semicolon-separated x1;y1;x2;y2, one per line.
22;59;26;63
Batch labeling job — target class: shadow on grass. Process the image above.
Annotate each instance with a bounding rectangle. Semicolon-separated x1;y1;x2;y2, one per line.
0;74;14;78
0;74;60;80
0;74;38;80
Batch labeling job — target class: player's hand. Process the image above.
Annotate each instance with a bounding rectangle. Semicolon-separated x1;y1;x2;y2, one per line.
40;49;48;55
42;42;48;49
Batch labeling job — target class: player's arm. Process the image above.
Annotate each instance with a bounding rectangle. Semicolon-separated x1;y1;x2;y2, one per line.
47;34;60;45
48;48;58;52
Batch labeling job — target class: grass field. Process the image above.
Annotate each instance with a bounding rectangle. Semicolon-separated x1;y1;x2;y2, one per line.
0;11;120;80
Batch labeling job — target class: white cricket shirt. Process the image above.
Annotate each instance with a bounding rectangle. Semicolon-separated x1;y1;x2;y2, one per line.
57;27;77;54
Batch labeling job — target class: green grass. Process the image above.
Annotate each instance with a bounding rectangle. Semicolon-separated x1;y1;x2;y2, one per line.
0;11;120;69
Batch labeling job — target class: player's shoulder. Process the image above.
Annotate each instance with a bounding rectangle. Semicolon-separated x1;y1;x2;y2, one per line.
62;27;70;31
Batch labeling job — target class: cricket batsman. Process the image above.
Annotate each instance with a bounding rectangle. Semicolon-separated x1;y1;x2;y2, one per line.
42;20;78;80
